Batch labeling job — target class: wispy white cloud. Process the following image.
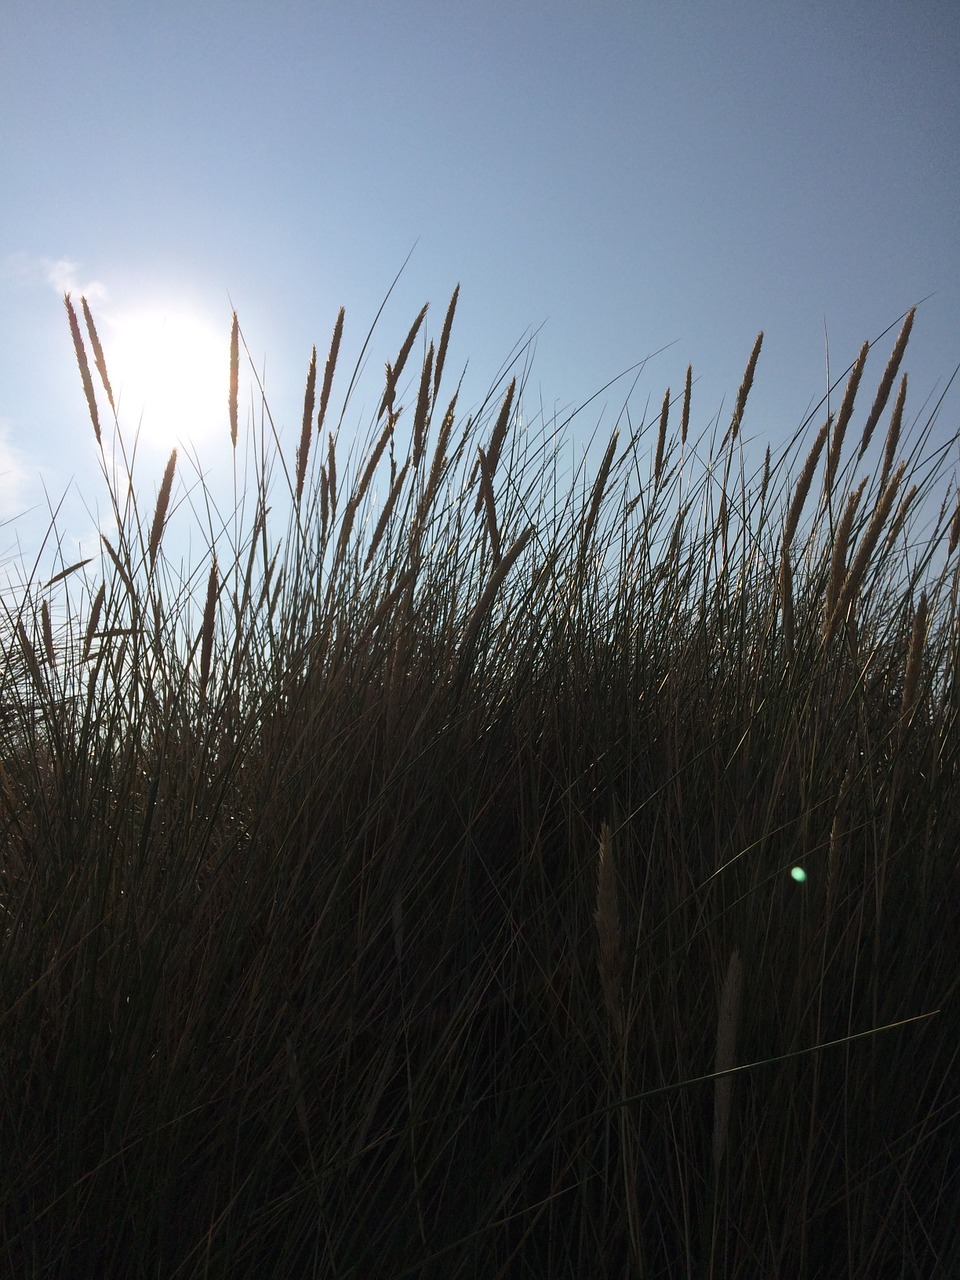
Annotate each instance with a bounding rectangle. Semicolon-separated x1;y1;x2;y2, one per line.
2;251;108;302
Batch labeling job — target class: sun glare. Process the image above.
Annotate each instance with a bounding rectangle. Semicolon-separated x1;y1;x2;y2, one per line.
102;306;228;451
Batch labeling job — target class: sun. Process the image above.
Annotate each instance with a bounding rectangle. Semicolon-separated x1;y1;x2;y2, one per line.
101;305;229;451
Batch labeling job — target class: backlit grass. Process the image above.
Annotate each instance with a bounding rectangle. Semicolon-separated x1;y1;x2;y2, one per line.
1;287;958;1278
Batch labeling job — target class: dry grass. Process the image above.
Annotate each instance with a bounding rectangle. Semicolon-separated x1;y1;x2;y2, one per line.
147;449;177;569
858;306;915;459
64;292;101;445
0;287;957;1279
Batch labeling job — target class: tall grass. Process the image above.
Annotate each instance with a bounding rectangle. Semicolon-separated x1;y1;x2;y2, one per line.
1;286;958;1278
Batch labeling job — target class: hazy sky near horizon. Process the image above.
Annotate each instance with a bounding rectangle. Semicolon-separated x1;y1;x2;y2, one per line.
1;1;958;582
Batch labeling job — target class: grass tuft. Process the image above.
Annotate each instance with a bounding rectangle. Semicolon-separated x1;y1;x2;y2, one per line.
1;284;957;1279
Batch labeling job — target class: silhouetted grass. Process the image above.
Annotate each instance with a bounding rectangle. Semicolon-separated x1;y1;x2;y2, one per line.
1;287;957;1278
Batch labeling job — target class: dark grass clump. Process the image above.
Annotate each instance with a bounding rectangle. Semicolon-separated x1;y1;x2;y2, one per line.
1;288;958;1278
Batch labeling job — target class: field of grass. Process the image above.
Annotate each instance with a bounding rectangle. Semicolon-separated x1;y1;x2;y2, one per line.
1;285;958;1277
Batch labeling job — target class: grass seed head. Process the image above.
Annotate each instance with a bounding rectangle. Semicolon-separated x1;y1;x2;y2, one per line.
782;415;831;554
477;445;502;566
199;557;219;704
949;488;960;557
827;462;907;643
296;345;318;505
473;378;515;510
81;583;106;664
318;308;344;433
40;601;55;668
81;296;115;414
825;478;868;631
655;388;669;485
858;307;915;459
433;285;459;402
381;302;428;420
229;311;239;448
148;450;178;569
726;331;763;443
412;342;435;468
65;293;102;446
880;372;908;491
826;341;869;494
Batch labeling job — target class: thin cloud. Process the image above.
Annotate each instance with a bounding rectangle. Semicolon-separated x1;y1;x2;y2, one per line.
3;251;108;302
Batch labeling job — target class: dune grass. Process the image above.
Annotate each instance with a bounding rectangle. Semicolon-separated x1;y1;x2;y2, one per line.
0;285;958;1277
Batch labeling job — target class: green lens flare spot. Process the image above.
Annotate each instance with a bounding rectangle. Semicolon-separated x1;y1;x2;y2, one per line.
790;866;807;883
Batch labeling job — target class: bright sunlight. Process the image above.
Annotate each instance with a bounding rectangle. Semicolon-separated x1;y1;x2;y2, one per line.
101;305;228;450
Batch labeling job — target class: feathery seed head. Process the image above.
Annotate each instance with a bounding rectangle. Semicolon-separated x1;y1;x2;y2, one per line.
65;293;102;445
681;363;692;446
727;332;763;443
826;341;869;493
81;296;115;414
296;346;318;505
229;311;239;447
858;308;915;459
148;449;178;569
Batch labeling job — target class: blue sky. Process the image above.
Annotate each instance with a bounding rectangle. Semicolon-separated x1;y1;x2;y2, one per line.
2;1;958;584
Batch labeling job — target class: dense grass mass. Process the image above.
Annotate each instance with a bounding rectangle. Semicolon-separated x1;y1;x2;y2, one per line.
1;287;958;1278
